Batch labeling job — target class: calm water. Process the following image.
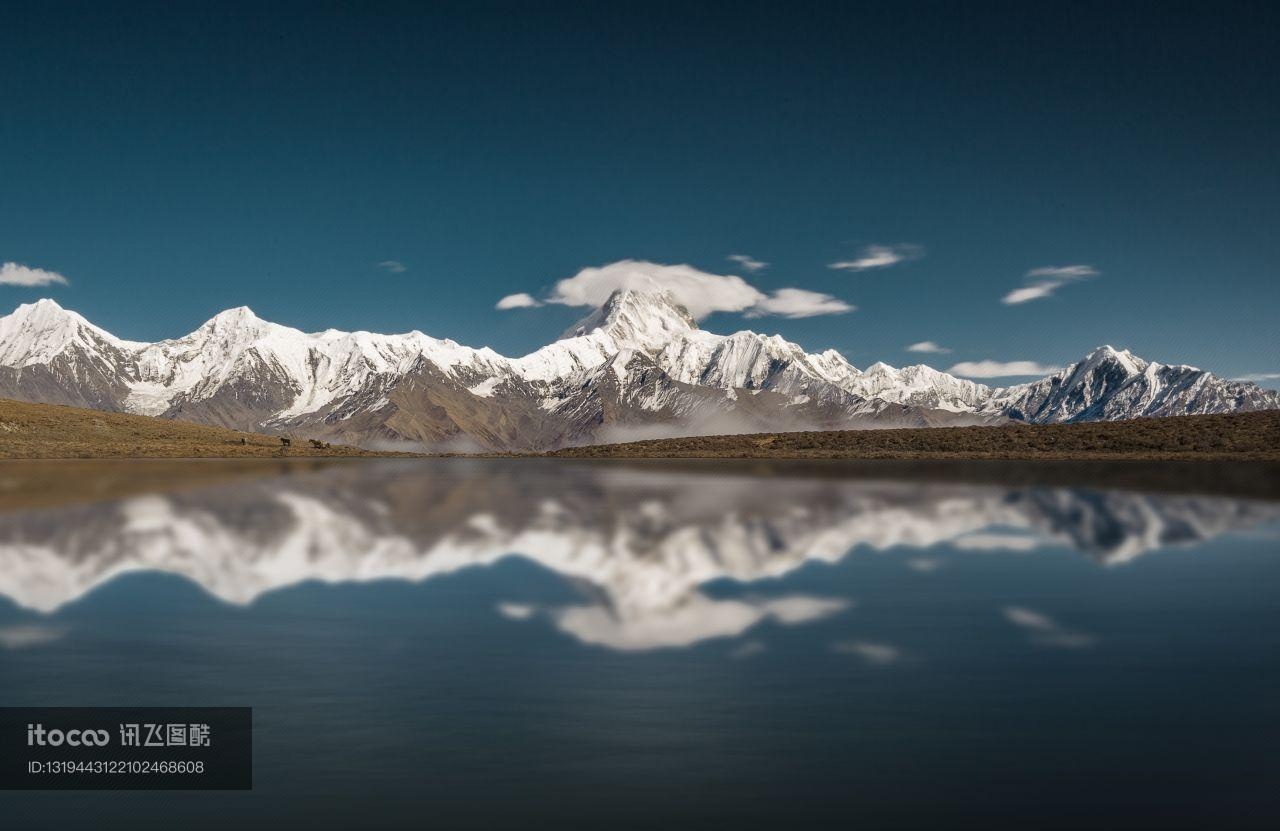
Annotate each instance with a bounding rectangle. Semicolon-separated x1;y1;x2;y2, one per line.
2;460;1279;828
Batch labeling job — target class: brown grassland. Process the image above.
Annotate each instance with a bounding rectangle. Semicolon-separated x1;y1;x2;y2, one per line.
1;396;1277;463
0;397;404;459
548;410;1280;461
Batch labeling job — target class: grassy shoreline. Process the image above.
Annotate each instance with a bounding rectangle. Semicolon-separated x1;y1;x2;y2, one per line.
543;411;1280;462
2;396;1277;465
0;397;408;459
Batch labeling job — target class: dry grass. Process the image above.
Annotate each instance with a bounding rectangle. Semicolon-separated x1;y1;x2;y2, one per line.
0;397;413;459
548;411;1280;461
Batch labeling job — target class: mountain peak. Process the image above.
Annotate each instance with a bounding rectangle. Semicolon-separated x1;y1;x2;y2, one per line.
192;306;276;340
1086;344;1128;361
0;298;100;334
0;298;119;366
6;297;72;322
1076;344;1147;376
205;306;260;324
560;289;698;349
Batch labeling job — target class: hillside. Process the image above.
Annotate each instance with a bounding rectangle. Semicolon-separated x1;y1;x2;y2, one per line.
0;397;405;458
547;410;1280;461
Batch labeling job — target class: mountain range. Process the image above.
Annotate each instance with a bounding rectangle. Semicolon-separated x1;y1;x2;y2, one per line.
0;291;1275;450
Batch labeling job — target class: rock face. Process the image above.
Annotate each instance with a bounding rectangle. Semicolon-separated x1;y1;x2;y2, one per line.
0;293;1275;450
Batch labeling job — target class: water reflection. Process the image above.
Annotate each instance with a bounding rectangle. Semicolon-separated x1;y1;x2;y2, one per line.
0;460;1276;650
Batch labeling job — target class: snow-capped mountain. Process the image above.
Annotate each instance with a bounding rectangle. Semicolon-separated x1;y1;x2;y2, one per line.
0;292;1275;450
982;345;1280;423
0;299;137;410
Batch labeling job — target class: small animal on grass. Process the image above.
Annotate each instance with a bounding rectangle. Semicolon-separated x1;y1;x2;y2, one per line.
280;437;291;448
308;439;326;449
239;437;247;445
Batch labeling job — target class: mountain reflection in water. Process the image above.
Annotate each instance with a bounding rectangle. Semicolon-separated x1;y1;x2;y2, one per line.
1;459;1276;650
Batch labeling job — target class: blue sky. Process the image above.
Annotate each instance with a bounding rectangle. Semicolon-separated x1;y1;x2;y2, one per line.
1;1;1276;383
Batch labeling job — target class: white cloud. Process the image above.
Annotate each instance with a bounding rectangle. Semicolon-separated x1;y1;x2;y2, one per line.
906;340;951;354
729;640;766;659
1003;606;1094;649
1026;265;1098;279
496;602;536;620
1002;264;1098;305
0;262;69;287
758;596;850;624
0;624;66;650
495;292;542;310
831;640;902;665
746;287;855;319
952;533;1044;552
828;244;924;272
727;253;767;272
547;260;760;317
1004;607;1057;631
376;260;407;274
1002;284;1057;305
1235;373;1280;384
541;259;853;320
554;593;846;651
947;359;1062;378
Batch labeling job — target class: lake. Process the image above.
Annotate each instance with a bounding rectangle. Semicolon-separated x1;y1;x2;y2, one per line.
2;459;1278;828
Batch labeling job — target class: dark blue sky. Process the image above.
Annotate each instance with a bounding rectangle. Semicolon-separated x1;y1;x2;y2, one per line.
1;1;1276;382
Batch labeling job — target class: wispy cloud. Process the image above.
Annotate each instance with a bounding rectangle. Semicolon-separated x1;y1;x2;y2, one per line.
906;340;951;354
727;253;767;273
758;596;851;624
0;624;66;649
1234;372;1280;385
729;640;767;659
906;557;944;573
947;359;1062;378
0;262;69;287
952;533;1044;552
1002;264;1098;305
376;260;407;274
496;602;537;620
1003;606;1094;649
1026;265;1097;279
831;640;902;665
514;259;852;320
828;244;924;272
495;292;542;310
